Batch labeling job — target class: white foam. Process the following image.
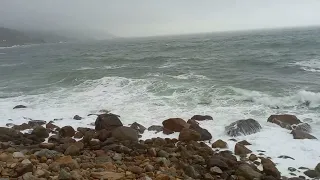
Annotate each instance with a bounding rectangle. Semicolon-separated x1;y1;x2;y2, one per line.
231;87;320;108
294;59;320;72
0;76;320;176
0;63;24;67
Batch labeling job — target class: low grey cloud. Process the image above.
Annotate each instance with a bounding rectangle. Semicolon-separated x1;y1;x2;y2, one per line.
1;0;320;37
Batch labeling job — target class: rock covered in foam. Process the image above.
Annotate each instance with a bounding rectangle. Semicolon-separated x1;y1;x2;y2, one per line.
293;122;312;133
225;119;262;137
291;130;317;139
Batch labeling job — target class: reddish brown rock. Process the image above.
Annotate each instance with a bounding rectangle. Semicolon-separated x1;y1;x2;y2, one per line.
235;143;252;155
267;114;301;129
163;128;174;135
59;126;75;137
178;128;201;142
46;122;59;129
162;118;189;132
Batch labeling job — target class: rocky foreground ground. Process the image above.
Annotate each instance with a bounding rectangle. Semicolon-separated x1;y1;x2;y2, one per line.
0;106;319;180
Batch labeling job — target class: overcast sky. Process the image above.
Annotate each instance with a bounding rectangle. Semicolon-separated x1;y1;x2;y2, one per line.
1;0;320;37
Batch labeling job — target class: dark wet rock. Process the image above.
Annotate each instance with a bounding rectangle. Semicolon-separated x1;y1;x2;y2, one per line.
73;115;82;120
288;167;297;172
238;140;252;145
190;115;213;121
31;126;49;138
278;155;295;160
236;163;262;180
162;118;189;132
147;125;163;133
212;139;228;148
267;114;301;130
235;143;252;155
316;163;320;172
112;126;138;141
59;126;75;138
293;123;312;133
188;121;212;141
298;167;309;170
249;154;258;161
304;170;319;178
130;122;146;134
178;128;201;142
163;128;174;135
291;130;317;139
225;119;262;137
28;120;46;127
12;123;31;131
13;105;27;109
288;177;304;180
95;113;123;131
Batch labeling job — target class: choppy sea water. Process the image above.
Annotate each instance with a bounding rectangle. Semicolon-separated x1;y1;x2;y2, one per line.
1;27;320;176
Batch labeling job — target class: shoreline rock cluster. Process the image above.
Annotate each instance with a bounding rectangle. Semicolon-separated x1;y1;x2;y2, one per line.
0;107;319;179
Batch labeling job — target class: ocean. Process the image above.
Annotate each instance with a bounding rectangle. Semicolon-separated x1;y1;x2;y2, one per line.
1;27;320;176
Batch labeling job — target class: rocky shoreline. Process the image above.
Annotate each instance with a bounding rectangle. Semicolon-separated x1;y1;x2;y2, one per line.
0;106;319;180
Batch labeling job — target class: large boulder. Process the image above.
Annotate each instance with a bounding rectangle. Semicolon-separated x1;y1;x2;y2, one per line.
291;130;317;139
188;120;212;141
59;126;75;138
95;113;123;131
267;114;301;130
190;115;213;121
28;120;46;127
162;118;189;132
225;119;262;137
112;126;138;142
31;126;49;138
178;128;201;142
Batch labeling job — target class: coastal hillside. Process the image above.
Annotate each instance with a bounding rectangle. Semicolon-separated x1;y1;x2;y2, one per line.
0;27;45;47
